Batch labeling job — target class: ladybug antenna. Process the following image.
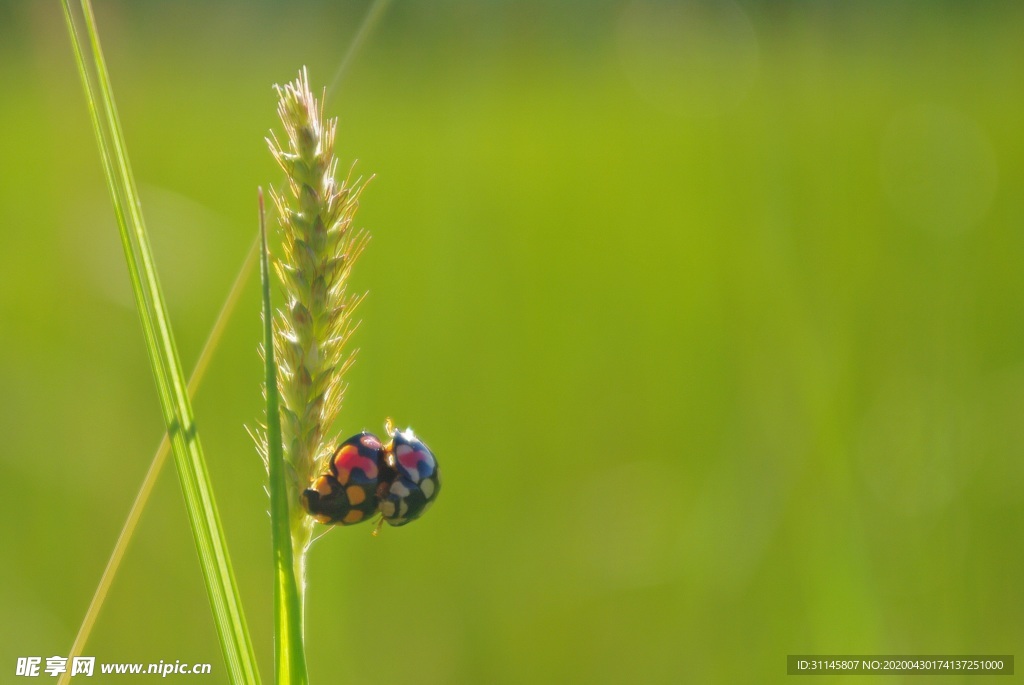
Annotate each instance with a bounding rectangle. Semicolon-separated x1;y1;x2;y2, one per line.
384;416;396;436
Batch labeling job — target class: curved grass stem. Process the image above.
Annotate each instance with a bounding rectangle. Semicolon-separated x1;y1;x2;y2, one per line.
63;2;261;680
57;237;258;685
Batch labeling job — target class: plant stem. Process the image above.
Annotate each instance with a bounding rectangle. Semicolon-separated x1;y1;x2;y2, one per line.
261;189;308;685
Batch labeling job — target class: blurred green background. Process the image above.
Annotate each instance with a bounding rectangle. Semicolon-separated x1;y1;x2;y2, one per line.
2;1;1023;682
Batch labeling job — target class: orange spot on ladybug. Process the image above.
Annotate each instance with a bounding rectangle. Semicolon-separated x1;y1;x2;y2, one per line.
335;468;351;485
332;445;359;473
313;476;334;497
346;485;366;505
343;509;363;524
336;444;359;457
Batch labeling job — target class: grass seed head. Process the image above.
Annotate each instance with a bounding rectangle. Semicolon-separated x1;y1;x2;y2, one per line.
267;67;370;545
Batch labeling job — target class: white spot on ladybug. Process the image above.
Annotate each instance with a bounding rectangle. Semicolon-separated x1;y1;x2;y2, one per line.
398;499;409;517
390;481;411;498
380;501;395;517
360;434;382;449
420;477;435;500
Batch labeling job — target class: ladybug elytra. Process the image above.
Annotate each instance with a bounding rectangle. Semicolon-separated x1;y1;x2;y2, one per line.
378;422;441;527
301;432;384;525
301;419;440;530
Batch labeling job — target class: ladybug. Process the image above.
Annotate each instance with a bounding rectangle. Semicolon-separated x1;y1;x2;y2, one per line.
301;432;384;525
377;419;441;527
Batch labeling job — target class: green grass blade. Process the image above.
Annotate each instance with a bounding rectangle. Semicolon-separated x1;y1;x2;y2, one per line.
326;0;391;97
260;190;308;685
61;2;262;683
57;236;259;685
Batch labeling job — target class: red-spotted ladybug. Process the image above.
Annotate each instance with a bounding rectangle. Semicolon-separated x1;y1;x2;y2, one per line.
378;418;441;527
301;432;384;525
303;419;441;530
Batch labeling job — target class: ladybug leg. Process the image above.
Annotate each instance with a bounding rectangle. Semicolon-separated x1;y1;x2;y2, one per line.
371;514;386;537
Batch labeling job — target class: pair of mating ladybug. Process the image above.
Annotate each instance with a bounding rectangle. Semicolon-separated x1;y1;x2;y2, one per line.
302;419;440;529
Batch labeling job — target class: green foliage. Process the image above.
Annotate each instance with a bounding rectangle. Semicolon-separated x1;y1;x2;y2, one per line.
59;2;261;683
10;3;1022;683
